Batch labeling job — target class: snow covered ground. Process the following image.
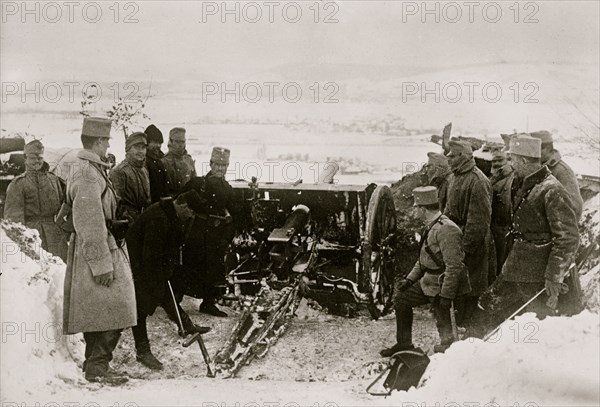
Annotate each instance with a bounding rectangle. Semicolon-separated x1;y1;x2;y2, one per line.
1;210;599;406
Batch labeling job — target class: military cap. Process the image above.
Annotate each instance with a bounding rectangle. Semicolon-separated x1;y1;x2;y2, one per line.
447;139;473;156
125;132;147;151
210;146;231;165
24;140;44;155
413;186;438;206
529;130;553;144
169;127;186;139
500;133;514;151
82;117;112;138
427;152;449;168
509;135;541;158
145;124;164;144
179;190;207;215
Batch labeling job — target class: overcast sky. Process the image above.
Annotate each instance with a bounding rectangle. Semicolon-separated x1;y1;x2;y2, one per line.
1;0;599;82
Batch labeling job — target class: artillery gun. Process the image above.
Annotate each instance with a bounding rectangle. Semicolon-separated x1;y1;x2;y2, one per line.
211;178;398;376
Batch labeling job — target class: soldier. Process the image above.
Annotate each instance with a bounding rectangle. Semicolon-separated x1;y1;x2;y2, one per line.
529;130;583;219
473;135;580;336
162;127;196;196
489;149;515;277
4;140;68;261
380;186;471;356
442;139;492;331
109;132;151;224
144;124;170;203
424;152;450;210
126;190;211;370
180;152;234;318
63;117;137;384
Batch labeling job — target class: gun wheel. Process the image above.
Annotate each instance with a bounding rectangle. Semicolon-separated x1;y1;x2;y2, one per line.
362;185;397;320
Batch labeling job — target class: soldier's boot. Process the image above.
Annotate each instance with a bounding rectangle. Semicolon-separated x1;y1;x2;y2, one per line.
84;330;128;385
179;311;211;338
380;305;415;357
199;301;228;318
136;348;164;371
433;300;456;354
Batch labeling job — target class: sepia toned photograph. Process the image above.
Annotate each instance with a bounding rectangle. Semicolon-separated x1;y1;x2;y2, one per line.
1;1;599;406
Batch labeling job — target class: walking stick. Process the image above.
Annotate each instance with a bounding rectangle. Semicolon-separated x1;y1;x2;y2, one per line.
167;280;185;335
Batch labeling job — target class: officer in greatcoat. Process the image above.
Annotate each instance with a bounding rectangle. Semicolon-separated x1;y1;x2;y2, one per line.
529;130;583;219
473;135;580;336
381;186;471;357
424;152;450;210
126;190;211;370
109;132;151;224
179;147;234;317
162;127;196;196
489;149;516;277
144;124;170;203
4;140;68;261
442;140;492;330
62;117;137;384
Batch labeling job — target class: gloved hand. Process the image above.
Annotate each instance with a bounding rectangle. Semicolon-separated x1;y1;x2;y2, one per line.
396;278;414;292
94;271;114;287
545;279;563;310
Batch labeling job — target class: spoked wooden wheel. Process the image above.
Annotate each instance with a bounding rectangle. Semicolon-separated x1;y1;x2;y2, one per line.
362;185;397;320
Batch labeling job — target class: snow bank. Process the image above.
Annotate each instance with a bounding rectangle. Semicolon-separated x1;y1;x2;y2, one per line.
387;312;600;406
1;221;84;401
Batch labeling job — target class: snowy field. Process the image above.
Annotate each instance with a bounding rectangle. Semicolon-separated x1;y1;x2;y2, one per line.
1;194;599;407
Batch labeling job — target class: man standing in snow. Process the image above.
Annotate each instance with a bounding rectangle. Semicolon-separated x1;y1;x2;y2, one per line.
529;130;583;219
109;132;151;224
4;140;68;261
162;127;196;196
442;140;492;332
179;147;234;318
126;191;211;370
489;149;515;278
62;117;137;385
381;186;471;356
144;124;170;203
473;135;580;336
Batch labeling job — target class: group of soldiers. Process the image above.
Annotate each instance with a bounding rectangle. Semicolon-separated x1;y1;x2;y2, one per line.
3;119;585;383
381;132;583;357
4;117;235;384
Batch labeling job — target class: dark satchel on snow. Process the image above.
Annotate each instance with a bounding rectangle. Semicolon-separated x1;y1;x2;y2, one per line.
366;348;430;396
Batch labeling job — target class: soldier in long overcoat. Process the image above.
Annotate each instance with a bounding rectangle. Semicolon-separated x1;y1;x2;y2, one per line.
473;135;580;337
381;186;471;357
162;127;196;196
109;132;151;223
442;140;492;329
178;147;234;317
144;124;170;203
489;149;515;277
4;140;68;261
126;191;211;370
62;117;137;384
529;130;583;219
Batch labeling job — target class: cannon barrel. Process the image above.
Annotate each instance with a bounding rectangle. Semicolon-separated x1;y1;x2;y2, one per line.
267;204;310;243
